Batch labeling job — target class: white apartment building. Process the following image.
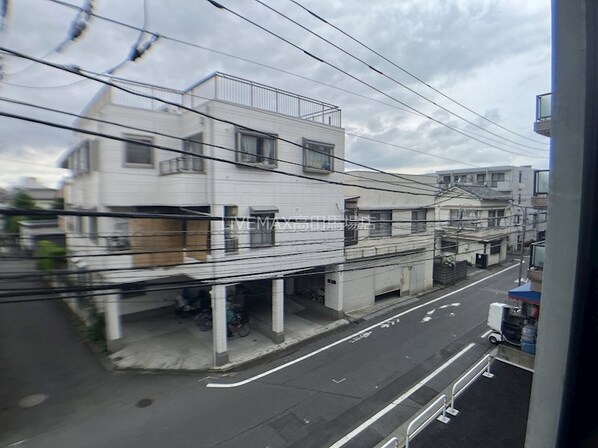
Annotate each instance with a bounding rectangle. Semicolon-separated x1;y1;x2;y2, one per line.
59;72;345;366
342;172;436;312
436;165;546;248
435;185;511;268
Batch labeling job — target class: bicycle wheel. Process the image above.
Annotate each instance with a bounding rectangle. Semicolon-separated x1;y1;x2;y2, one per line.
237;323;250;337
195;313;212;331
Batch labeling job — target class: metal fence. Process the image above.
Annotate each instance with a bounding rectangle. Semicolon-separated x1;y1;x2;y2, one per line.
186;72;342;127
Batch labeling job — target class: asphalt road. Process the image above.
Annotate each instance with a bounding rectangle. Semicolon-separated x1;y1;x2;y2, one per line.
0;259;520;448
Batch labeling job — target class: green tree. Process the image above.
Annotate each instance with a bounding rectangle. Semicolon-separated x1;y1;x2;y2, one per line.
4;192;38;234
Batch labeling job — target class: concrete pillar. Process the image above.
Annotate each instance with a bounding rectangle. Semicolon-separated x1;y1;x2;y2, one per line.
271;277;284;343
105;292;123;352
211;284;228;366
324;264;344;319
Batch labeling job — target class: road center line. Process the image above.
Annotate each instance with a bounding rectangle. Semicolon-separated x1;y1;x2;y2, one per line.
206;264;517;389
328;342;476;448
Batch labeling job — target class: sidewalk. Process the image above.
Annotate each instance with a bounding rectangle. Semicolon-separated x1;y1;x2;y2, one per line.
105;261;513;373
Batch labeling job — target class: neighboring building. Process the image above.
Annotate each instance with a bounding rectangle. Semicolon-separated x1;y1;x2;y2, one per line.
58;72;345;366
342;172;436;312
435;185;511;268
11;177;57;209
436;165;543;250
18;220;65;254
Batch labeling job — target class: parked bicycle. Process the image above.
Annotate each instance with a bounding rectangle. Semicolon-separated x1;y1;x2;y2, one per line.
194;309;250;338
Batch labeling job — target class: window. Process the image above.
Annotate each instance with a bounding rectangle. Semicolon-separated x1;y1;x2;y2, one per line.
441;239;458;254
531;244;545;269
449;209;462;227
79;140;90;173
183;132;204;171
224;206;239;253
411;209;427;233
490;239;502;255
303;139;333;173
88;216;98;244
476;173;486;185
442;175;451;184
454;174;470;183
74;215;83;235
250;213;275;248
488;209;505;227
490;172;505;187
125;135;153;166
107;218;130;251
344;205;358;246
237;131;276;167
518;171;523;183
370;210;391;237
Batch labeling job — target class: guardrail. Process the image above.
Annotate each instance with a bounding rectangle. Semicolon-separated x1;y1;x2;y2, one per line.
446;354;494;416
379;437;399;448
405;394;450;448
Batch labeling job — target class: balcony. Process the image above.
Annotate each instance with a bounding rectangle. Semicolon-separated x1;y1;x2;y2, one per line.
531;170;549;208
159;156;203;175
533;92;551;137
184;72;342;127
527;242;545;292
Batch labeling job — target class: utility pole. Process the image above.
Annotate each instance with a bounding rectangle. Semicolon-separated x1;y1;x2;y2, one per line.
518;207;527;286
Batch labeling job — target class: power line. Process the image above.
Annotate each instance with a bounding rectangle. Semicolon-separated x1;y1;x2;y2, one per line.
0;106;453;199
0;226;540;302
0;95;441;196
205;0;548;160
287;0;550;147
254;0;548;153
32;0;533;168
0;46;454;195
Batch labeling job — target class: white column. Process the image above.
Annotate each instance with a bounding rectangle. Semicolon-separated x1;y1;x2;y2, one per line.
324;264;344;318
272;277;284;343
105;291;123;352
211;284;228;366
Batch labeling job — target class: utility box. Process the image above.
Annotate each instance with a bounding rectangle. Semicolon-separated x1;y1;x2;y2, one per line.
475;253;488;269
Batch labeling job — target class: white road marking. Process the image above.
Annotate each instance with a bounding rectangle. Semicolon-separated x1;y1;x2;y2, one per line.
439;302;460;309
426;309;436;315
7;441;27;447
328;343;476;448
206;264;519;389
332;378;346;384
480;329;493;339
421;316;432;323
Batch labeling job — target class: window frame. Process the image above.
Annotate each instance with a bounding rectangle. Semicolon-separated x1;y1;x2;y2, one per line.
441;239;458;254
302;139;334;173
236;130;278;168
490;239;502;255
488;209;505;228
250;213;276;248
411;209;427;233
124;134;154;167
88;215;98;244
490;172;506;187
182;132;204;172
224;206;239;254
369;210;392;237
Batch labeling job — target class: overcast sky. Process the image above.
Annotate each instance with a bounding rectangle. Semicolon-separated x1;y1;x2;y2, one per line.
0;0;551;189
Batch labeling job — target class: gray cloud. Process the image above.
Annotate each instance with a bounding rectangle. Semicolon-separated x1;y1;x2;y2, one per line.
0;0;551;188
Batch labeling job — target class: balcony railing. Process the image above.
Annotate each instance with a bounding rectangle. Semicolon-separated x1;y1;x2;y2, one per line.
534;93;551;137
159;156;203;175
185;72;342;127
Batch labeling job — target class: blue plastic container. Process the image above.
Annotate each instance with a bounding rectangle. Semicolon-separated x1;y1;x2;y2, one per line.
521;341;536;355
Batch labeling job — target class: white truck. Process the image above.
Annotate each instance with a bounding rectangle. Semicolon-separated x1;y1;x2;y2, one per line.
487;302;525;345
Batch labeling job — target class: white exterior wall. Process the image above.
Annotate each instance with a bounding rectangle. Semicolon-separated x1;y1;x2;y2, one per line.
342;172;436;312
62;94;345;315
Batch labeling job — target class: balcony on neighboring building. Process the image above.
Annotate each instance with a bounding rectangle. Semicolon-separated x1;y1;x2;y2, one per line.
527;241;545;292
159;156;203;175
533;92;551;137
531;170;549;208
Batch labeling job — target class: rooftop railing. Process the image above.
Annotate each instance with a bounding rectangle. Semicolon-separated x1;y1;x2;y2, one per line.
185;72;342;127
